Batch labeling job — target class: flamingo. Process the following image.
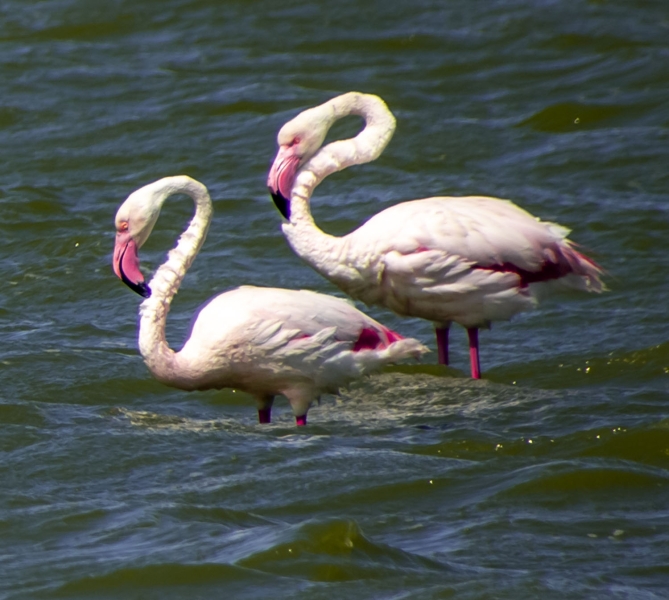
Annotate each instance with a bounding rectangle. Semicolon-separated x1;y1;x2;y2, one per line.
112;176;427;425
267;92;604;378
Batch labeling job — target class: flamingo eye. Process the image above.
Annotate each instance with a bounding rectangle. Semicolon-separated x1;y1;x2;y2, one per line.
291;136;301;147
119;221;129;232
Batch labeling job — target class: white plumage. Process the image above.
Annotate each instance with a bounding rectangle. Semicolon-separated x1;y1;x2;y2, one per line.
112;176;427;425
267;92;604;378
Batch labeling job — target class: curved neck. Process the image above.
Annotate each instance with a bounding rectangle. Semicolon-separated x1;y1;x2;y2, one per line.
138;177;212;386
291;92;396;213
285;93;396;278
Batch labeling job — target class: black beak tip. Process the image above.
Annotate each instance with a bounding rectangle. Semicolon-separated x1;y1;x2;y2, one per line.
118;243;151;299
120;270;151;298
269;189;291;220
124;279;151;298
136;282;152;298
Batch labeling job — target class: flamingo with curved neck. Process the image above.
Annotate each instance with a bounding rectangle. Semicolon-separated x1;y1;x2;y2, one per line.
112;176;428;425
267;92;605;378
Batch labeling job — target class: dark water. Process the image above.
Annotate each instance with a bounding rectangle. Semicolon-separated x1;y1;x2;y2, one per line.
1;0;668;598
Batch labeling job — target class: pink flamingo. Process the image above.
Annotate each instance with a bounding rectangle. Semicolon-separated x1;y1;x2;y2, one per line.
267;92;604;378
112;176;427;425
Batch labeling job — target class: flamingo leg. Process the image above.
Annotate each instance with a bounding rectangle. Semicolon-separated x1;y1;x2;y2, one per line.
435;324;450;365
284;387;313;426
467;328;481;379
256;395;274;424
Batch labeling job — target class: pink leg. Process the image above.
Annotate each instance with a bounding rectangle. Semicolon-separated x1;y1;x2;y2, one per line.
467;328;481;379
295;414;307;426
435;325;450;365
257;395;274;424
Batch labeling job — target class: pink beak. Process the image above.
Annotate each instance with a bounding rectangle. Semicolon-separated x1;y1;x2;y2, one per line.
113;231;151;298
267;144;301;219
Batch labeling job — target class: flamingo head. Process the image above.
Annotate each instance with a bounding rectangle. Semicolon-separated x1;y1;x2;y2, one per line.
112;181;168;298
267;107;330;219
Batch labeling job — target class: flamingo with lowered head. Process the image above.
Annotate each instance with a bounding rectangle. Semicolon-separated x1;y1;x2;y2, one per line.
267;92;604;378
112;175;428;425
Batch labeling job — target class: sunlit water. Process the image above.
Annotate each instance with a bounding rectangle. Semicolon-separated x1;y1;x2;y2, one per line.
1;1;668;598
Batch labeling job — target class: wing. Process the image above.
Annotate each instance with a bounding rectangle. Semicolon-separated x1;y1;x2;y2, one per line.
354;196;601;288
181;286;426;391
336;196;602;326
185;286;399;355
353;196;572;270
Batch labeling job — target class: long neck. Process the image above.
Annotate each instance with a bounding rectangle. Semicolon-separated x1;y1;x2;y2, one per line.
138;178;212;386
284;92;396;279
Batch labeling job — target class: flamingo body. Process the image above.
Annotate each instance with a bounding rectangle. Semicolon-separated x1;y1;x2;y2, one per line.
267;92;604;377
176;286;414;398
113;176;427;425
308;195;599;329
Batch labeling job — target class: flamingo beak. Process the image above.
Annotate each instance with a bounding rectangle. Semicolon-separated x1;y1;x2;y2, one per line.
267;144;301;220
113;231;151;298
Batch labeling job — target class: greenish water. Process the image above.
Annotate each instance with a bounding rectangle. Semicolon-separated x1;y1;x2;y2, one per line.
1;0;668;598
